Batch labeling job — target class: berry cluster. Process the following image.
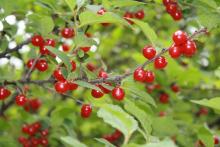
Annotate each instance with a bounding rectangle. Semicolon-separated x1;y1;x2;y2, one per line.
102;129;122;143
16;94;41;112
18;121;49;147
163;0;182;21
123;9;145;24
0;86;11;100
169;30;197;58
27;58;48;72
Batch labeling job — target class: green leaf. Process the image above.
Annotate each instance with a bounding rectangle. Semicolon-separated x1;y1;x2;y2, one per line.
28;14;54;36
97;104;138;142
110;0;145;7
79;11;130;28
74;80;101;91
95;138;116;147
131;19;157;46
46;46;72;72
124;99;152;137
191;97;220;111
60;67;68;79
74;32;97;47
64;0;76;11
60;136;87;147
77;49;85;58
127;139;177;147
197;126;214;147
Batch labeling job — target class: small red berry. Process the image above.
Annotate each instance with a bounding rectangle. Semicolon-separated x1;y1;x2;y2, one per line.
198;107;208;116
18;136;27;144
62;44;70;52
144;70;155;83
22;124;29;134
91;88;104;98
45;39;56;47
68;82;78;91
61;28;75;38
159;93;169;104
40;138;48;146
81;104;92;118
142;46;156;60
98;83;112;94
27;59;36;69
31;35;44;47
41;129;49;136
98;70;108;78
111;130;122;140
97;8;106;15
159;111;167;117
53;68;65;81
112;87;125;101
29;99;41;110
166;4;178;14
39;46;50;55
172;30;188;45
71;61;76;71
86;63;96;72
181;40;197;57
134;10;145;19
0;87;11;100
171;83;180;93
133;67;145;82
214;136;219;145
54;81;69;93
36;59;48;72
154;56;167;69
31;137;40;146
169;44;181;58
163;0;176;6
80;47;90;52
27;126;36;136
103;135;115;143
15;94;27;106
171;10;182;21
124;12;134;24
32;122;41;131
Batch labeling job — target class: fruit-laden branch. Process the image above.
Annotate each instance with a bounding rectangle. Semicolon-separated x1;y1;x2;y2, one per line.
0;38;31;58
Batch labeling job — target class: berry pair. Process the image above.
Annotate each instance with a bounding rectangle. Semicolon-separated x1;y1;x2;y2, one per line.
133;67;155;83
123;10;145;24
103;129;122;143
27;59;48;72
163;0;182;21
54;80;78;93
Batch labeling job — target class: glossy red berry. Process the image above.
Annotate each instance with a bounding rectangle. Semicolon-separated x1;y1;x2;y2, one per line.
133;68;145;82
71;61;76;71
103;135;115;142
86;63;96;72
81;104;92;118
45;39;56;47
159;93;169;104
111;130;122;140
22;124;29;134
181;40;197;57
29;99;41;110
62;44;70;52
31;137;40;146
112;87;125;101
15;94;27;106
18;136;27;144
98;83;112;94
61;28;75;38
171;10;182;21
91;88;104;98
142;46;156;59
41;129;49;136
172;30;188;45
32;122;41;131
0;87;11;100
144;70;155;83
154;56;167;69
98;70;108;78
134;10;145;19
39;46;50;55
27;59;36;69
54;81;69;93
31;35;44;47
163;0;176;6
171;83;179;93
40;138;48;146
214;136;219;145
80;47;90;52
36;59;48;72
166;4;177;14
124;12;134;24
53;68;65;81
27;125;36;136
97;8;106;15
68;82;78;90
169;44;181;58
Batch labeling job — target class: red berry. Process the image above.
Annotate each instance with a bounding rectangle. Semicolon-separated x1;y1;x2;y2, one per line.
166;4;177;14
198;107;208;116
154;56;167;69
171;83;180;92
103;135;115;143
181;40;197;57
112;87;125;101
124;12;134;24
22;124;29;134
27;59;36;69
71;61;76;71
134;10;145;19
169;44;181;58
31;35;44;47
163;0;176;6
61;28;75;38
41;129;49;136
36;59;48;72
86;63;96;72
144;70;155;83
68;82;78;90
81;104;92;118
173;30;188;45
91;88;104;98
53;68;65;81
142;46;156;59
80;47;90;52
133;67;145;82
98;83;112;94
62;44;70;52
159;111;167;117
159;93;169;104
15;94;27;106
54;81;69;93
97;8;106;15
214;136;219;145
29;99;41;110
31;137;40;146
0;87;11;100
39;46;50;55
40;138;48;146
18;136;27;144
28;126;36;136
98;70;108;78
45;39;56;47
32;122;41;131
171;10;182;21
112;130;122;140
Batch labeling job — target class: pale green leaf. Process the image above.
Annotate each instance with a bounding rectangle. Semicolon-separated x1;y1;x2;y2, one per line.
197;126;214;147
95;138;116;147
74;80;102;91
127;139;177;147
191;97;220;111
110;0;145;7
60;136;87;147
64;0;76;11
